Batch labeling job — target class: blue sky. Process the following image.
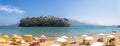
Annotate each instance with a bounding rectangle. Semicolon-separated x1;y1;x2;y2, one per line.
0;0;120;26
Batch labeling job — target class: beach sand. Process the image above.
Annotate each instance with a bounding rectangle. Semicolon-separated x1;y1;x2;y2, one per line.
0;33;120;46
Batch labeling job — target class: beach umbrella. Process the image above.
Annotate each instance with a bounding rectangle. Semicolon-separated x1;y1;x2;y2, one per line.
85;36;94;40
12;34;22;39
41;35;46;38
24;34;32;37
40;35;46;39
90;42;104;46
81;35;88;37
12;34;18;38
57;38;67;42
39;35;47;43
0;37;7;43
3;35;9;38
17;36;22;39
107;35;115;38
50;44;60;46
16;39;25;44
61;36;68;39
97;33;105;36
24;34;33;42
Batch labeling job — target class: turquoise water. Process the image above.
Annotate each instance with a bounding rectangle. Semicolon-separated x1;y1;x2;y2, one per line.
0;26;119;37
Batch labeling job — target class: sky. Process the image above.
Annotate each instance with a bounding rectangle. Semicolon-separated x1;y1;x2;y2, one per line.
0;0;120;26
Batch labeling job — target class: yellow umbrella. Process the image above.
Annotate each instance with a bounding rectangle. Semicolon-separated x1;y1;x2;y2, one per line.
24;34;33;42
0;37;7;43
3;35;9;38
12;34;22;42
24;34;32;37
12;34;19;38
17;36;22;39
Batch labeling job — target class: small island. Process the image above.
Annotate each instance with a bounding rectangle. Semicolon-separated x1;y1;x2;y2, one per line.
19;16;71;27
118;25;120;27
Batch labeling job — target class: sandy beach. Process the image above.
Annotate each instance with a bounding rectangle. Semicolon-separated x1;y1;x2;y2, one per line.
0;0;120;46
0;33;119;46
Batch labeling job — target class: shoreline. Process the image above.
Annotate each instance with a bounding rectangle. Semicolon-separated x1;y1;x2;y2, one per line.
0;33;120;46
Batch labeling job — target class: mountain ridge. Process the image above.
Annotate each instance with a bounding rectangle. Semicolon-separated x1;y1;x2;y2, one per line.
68;20;92;26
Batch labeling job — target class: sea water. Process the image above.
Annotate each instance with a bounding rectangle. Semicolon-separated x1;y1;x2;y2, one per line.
0;26;119;37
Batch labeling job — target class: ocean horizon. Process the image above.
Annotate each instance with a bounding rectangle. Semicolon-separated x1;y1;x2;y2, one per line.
0;26;119;37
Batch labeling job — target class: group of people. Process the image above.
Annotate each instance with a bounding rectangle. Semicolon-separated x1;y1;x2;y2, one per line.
0;31;117;46
78;31;117;46
50;31;117;46
0;34;46;46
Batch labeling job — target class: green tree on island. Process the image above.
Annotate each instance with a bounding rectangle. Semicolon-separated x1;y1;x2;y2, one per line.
19;16;71;27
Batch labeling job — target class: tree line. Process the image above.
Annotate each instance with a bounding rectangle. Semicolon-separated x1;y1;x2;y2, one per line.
19;16;71;27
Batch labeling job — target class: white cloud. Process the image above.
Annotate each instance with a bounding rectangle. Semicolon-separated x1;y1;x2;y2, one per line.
0;5;25;14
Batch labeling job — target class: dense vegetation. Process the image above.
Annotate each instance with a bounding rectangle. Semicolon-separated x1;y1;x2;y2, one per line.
19;16;71;27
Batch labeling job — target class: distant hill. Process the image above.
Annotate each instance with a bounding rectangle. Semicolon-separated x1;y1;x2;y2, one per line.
69;20;91;26
9;24;18;26
0;24;18;27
